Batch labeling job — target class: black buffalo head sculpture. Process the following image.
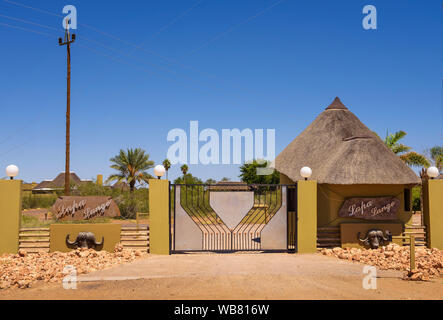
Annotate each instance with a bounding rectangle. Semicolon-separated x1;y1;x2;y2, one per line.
357;229;392;249
66;232;104;250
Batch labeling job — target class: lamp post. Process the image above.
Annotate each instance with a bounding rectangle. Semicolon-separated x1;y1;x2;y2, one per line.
427;166;439;179
154;165;166;180
300;166;312;181
6;165;19;180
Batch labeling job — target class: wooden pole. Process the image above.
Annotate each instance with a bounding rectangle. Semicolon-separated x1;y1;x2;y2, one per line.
65;37;71;196
410;234;415;271
59;22;75;196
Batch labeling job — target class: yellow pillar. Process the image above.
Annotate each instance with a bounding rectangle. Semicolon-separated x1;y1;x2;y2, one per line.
0;180;22;254
297;180;317;253
96;174;103;186
149;179;170;254
423;179;443;249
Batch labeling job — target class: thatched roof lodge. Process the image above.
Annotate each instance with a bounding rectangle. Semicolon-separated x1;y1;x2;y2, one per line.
275;97;421;248
276;97;420;185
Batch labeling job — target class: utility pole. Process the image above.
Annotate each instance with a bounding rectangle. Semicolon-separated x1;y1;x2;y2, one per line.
59;18;75;196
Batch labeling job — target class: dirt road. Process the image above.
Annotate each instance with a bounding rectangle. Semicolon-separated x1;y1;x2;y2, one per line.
2;253;442;300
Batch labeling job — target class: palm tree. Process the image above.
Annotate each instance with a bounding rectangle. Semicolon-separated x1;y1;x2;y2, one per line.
428;146;443;172
180;164;189;176
107;148;154;192
384;130;430;167
162;159;171;180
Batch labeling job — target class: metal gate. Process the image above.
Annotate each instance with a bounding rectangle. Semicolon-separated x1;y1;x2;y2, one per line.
170;184;297;253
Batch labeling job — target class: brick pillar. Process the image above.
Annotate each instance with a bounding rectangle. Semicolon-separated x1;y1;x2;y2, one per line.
297;180;317;253
148;179;170;254
0;180;22;254
423;179;443;249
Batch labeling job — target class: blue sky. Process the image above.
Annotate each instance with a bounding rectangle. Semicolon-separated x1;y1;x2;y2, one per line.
0;0;442;183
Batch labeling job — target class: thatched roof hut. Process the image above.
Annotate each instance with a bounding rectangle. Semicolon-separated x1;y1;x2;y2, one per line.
275;97;421;185
33;172;91;193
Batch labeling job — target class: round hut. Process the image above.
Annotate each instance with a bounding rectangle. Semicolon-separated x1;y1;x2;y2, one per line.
275;97;421;248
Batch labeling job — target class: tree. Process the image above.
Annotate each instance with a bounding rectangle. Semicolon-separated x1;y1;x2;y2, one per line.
427;146;443;172
106;148;154;192
220;177;231;182
162;159;171;179
239;160;279;184
180;164;189;176
205;178;217;184
174;173;202;185
384;130;430;167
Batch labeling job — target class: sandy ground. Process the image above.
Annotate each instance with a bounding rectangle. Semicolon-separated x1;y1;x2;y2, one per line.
1;253;442;300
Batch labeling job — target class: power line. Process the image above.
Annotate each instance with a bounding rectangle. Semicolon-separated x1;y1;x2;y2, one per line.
2;0;214;78
0;13;58;31
3;0;62;18
0;21;52;37
0;141;30;158
0;13;214;87
0;20;219;97
188;0;286;55
130;0;204;52
0;6;266;102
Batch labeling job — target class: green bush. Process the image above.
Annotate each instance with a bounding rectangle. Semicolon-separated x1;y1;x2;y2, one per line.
412;186;421;211
22;193;58;209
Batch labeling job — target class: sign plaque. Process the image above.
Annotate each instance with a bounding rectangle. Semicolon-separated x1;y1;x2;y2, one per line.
339;197;400;220
51;196;120;221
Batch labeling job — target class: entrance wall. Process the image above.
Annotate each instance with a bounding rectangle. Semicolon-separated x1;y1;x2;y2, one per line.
422;179;443;249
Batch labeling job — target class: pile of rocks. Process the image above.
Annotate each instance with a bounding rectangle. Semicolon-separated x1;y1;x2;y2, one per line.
0;244;147;290
319;244;443;281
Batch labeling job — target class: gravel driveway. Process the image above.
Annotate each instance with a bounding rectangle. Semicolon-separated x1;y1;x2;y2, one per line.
2;253;442;300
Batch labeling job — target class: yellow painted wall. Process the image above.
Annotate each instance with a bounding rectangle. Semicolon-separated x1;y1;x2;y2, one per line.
317;184;414;227
297;180;317;253
50;224;121;252
423;179;443;249
149;179;170;255
0;180;22;254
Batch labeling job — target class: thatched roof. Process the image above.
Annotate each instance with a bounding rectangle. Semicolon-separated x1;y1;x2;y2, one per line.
33;172;84;191
275;97;421;185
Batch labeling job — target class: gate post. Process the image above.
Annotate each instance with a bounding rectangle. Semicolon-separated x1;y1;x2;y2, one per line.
297;180;317;253
422;179;443;249
148;179;170;255
0;179;22;255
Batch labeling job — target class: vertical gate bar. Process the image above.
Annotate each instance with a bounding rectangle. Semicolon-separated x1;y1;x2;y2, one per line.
295;184;298;252
168;181;171;254
173;184;176;252
286;186;292;251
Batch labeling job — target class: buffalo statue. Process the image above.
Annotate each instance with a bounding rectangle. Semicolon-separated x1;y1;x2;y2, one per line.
357;229;392;249
66;232;104;250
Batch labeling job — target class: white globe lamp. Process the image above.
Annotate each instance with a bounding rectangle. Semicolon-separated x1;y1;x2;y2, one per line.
427;166;439;179
6;164;19;180
154;165;166;179
300;166;312;180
